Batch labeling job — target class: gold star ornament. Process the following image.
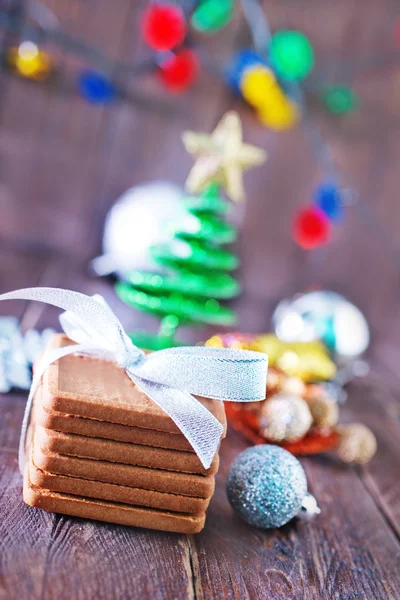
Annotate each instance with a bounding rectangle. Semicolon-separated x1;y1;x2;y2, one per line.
182;111;267;202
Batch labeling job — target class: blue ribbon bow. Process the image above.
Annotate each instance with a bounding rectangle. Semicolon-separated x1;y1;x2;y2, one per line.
0;288;268;470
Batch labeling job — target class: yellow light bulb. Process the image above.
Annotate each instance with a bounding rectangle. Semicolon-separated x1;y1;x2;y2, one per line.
240;65;276;108
264;87;287;108
7;42;53;81
258;100;300;130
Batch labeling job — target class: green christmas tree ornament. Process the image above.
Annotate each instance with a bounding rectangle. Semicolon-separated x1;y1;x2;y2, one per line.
191;0;234;34
270;30;314;81
115;183;240;349
123;270;239;299
322;85;358;114
116;112;266;350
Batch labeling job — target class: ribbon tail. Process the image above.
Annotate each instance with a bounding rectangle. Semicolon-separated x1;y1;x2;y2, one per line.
131;375;224;470
18;343;98;474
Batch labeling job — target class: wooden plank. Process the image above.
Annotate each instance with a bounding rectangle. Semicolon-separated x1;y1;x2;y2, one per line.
189;424;400;600
0;395;194;600
2;367;400;600
341;371;400;538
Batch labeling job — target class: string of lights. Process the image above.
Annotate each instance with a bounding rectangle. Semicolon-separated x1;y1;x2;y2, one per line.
0;0;399;263
239;0;400;264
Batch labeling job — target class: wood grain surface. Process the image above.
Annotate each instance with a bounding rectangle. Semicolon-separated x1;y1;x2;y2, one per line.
1;1;400;599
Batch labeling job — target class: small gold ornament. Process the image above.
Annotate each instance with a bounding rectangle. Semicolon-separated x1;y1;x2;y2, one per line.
266;367;285;395
280;376;306;397
182;111;266;202
260;394;312;442
7;42;53;81
335;423;377;464
305;387;339;429
205;332;257;351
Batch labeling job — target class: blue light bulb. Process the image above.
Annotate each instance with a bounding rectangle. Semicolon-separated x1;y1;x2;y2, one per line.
78;70;117;104
226;49;267;94
314;182;344;223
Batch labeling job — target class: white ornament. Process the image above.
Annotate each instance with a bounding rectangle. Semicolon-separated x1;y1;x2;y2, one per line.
90;182;184;280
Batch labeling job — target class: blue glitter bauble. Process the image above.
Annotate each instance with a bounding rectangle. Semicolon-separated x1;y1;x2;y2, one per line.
226;445;307;529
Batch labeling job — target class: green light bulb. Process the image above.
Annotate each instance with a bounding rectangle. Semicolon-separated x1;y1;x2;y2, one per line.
270;30;314;80
191;0;234;34
323;85;358;114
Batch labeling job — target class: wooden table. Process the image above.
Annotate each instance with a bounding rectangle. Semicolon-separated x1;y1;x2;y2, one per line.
1;1;400;598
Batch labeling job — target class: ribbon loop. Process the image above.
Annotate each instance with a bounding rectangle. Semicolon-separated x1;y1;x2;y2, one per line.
0;287;268;470
132;346;268;401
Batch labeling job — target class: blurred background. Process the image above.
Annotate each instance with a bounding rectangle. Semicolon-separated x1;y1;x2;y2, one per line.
0;0;399;374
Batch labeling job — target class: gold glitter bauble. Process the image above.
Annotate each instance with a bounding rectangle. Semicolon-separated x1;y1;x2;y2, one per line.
266;367;285;394
259;394;313;442
280;376;306;397
336;423;377;464
305;390;339;429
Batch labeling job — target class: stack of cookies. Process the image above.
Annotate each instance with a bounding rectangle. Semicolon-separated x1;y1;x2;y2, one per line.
24;334;226;534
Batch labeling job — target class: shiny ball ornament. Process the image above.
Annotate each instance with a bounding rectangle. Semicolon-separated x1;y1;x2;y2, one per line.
280;376;306;397
240;65;276;107
305;390;339;429
270;30;314;81
323;85;358;115
78;70;116;104
90;182;183;279
314;182;344;223
226;445;311;529
293;206;330;249
142;4;187;51
7;42;53;81
191;0;234;33
273;290;370;362
158;49;199;92
260;394;313;442
336;424;377;464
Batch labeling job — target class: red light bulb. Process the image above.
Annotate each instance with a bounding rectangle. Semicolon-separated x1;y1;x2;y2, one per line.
293;206;330;249
159;49;199;92
142;4;187;51
394;18;400;46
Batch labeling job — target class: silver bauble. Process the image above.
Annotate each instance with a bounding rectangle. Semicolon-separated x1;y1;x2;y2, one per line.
226;445;320;529
273;291;370;363
90;181;183;280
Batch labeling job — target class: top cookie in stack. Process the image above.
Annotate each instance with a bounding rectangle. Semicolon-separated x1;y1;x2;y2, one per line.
24;334;226;534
